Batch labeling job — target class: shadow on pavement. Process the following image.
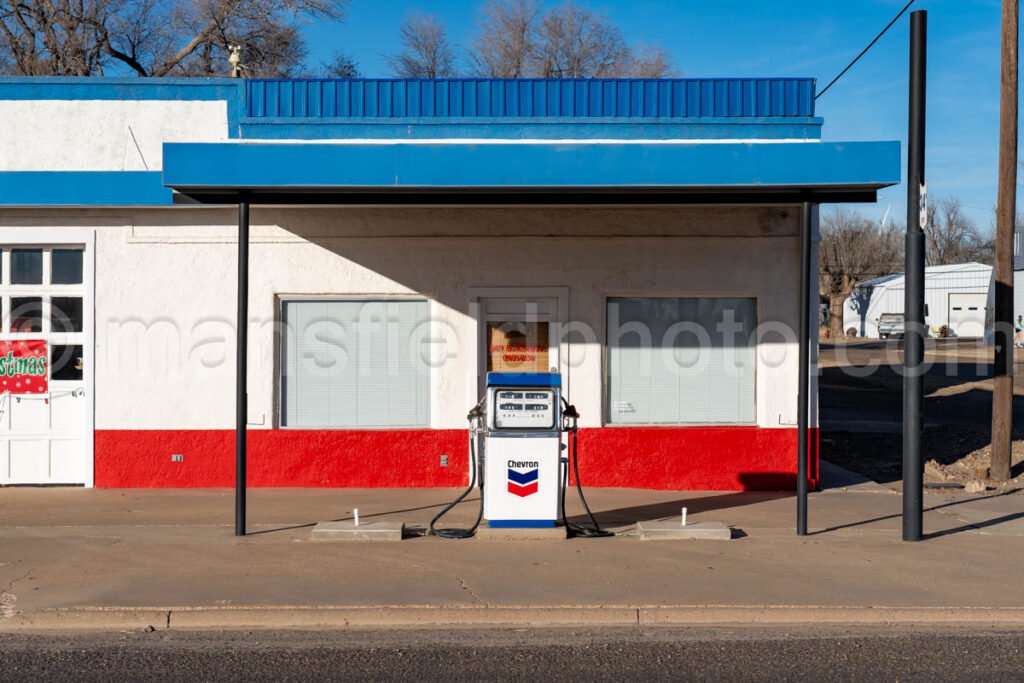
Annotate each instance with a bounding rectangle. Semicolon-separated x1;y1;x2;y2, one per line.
925;509;1024;539
245;499;475;536
810;488;1023;537
566;489;793;529
250;487;797;537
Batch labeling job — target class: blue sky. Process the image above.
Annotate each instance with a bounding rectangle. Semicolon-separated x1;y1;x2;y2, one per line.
303;0;1009;232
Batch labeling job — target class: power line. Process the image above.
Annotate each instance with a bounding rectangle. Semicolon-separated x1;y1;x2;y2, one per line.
815;0;916;101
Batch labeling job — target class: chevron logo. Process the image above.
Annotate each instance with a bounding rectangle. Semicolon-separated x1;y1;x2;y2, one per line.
507;466;539;498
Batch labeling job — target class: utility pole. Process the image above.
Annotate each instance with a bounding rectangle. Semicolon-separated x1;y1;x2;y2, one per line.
992;0;1018;483
236;200;249;536
903;10;927;542
797;200;812;537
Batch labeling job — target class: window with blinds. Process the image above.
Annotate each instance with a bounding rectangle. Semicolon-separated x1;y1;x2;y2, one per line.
607;297;756;425
281;300;430;428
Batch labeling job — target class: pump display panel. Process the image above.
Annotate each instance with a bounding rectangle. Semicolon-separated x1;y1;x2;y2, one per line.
493;389;557;429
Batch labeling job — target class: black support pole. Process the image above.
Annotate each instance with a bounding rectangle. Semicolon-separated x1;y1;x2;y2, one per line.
235;200;249;537
903;10;927;542
797;200;812;536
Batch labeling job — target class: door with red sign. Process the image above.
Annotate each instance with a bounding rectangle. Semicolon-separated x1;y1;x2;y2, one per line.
0;244;89;485
477;296;561;397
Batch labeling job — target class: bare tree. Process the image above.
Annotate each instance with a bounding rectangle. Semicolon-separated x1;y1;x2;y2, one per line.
624;44;678;78
532;1;629;78
467;0;539;78
924;196;993;265
0;0;347;77
323;51;359;78
386;12;456;79
0;0;108;75
819;208;904;338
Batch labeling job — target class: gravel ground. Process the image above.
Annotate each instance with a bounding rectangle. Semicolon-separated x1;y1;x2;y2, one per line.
820;339;1024;487
822;425;1024;487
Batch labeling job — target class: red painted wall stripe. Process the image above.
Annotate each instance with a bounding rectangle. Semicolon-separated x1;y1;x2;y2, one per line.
94;427;818;490
575;427;819;491
94;429;470;488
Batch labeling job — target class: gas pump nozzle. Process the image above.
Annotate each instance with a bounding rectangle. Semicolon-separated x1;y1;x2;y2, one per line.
560;398;579;434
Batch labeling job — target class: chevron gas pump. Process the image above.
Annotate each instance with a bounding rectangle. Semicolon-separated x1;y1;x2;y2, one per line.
483;372;562;528
429;372;612;538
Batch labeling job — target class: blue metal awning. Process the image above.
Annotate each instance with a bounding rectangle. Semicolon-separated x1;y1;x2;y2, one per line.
162;140;899;205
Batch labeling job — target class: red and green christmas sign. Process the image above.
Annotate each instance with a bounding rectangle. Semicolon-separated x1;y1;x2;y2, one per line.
0;340;48;394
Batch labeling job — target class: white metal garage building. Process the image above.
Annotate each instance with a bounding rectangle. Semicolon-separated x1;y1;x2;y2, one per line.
1016;228;1024;323
843;262;993;339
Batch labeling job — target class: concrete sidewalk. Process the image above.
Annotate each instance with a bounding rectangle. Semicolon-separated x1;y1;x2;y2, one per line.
2;470;1024;630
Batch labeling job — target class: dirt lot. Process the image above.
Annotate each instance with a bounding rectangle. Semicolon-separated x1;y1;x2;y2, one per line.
819;338;1024;488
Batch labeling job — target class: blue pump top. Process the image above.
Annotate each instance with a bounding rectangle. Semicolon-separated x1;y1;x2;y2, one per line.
486;372;561;388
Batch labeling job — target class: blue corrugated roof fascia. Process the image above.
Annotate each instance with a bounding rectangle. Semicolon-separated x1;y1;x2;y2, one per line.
244;77;816;119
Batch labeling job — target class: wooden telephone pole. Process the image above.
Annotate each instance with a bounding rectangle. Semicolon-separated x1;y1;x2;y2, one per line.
992;0;1018;482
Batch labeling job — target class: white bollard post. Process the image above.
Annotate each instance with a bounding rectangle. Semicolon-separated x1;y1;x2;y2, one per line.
354;508;360;526
681;507;687;527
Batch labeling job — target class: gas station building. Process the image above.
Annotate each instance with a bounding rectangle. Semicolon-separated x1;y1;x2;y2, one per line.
0;77;899;491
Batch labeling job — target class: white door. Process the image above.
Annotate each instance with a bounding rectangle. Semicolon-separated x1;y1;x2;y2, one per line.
0;244;91;485
948;293;987;338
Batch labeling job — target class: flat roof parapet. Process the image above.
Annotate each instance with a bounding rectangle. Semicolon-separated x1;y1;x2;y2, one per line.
0;76;817;120
0;76;823;141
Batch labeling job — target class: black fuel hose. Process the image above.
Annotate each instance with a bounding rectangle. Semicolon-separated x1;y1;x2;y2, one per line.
429;412;484;539
560;403;615;538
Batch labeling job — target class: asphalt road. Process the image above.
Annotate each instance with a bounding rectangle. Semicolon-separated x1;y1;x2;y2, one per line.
2;627;1023;682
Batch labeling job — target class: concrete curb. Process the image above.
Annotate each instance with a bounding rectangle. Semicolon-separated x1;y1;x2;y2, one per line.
4;604;1024;631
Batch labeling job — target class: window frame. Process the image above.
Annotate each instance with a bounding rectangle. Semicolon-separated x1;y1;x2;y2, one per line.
275;294;433;430
602;292;760;427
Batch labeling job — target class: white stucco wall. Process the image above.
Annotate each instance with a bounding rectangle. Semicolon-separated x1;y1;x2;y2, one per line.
0;100;228;171
0;205;810;432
